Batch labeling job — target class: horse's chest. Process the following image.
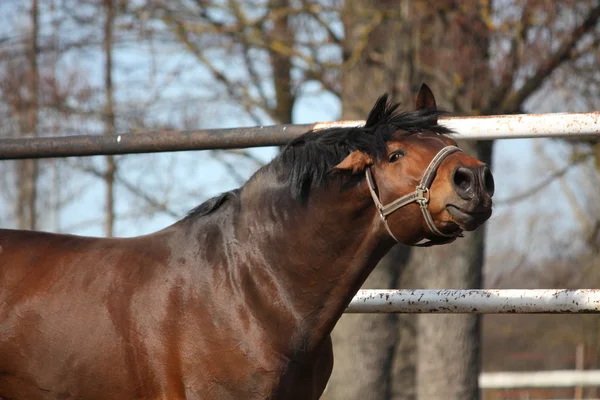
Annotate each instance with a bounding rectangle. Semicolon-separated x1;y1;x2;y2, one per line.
197;363;320;400
278;340;333;400
183;339;333;400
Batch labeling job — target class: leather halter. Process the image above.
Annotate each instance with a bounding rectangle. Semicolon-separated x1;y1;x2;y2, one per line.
365;145;464;247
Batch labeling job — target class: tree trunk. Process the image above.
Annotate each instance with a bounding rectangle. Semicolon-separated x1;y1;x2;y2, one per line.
268;0;294;125
17;0;39;231
104;0;116;237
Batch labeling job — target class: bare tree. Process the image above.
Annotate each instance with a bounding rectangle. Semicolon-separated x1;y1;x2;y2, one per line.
16;0;39;230
104;0;117;236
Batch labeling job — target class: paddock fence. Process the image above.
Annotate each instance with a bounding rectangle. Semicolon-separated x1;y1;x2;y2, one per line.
1;110;600;316
1;112;599;160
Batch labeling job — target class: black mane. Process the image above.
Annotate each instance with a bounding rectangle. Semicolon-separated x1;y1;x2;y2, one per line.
186;93;453;218
276;93;453;200
186;189;240;219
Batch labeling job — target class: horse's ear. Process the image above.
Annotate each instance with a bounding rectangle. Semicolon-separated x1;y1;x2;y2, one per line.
332;151;373;174
415;83;437;111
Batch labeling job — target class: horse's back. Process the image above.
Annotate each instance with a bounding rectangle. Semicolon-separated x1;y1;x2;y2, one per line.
0;228;173;310
0;228;186;399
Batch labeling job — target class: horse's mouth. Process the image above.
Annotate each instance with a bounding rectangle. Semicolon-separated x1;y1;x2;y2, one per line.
446;204;492;231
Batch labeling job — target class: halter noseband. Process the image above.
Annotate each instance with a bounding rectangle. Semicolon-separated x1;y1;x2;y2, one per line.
365;145;464;247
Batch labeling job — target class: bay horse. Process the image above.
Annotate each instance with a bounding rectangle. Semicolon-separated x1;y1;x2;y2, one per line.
0;84;494;399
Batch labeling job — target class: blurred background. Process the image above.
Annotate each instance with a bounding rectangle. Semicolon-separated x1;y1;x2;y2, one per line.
0;1;599;399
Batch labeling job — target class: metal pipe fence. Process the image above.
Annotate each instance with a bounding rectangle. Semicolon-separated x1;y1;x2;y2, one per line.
479;369;600;389
346;289;600;313
1;112;599;160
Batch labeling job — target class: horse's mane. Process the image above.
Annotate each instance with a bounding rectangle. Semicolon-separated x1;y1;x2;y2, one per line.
186;93;453;218
275;93;452;200
186;189;240;219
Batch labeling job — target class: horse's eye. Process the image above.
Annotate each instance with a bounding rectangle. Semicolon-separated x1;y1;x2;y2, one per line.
389;151;405;163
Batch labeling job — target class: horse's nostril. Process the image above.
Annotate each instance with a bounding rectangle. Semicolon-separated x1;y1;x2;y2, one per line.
481;165;495;196
452;167;474;199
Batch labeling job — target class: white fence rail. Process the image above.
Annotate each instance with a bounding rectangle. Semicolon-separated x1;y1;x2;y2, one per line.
480;370;600;389
314;111;600;140
346;289;600;313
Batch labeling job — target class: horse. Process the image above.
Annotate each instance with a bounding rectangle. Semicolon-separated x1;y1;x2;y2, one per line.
0;84;494;399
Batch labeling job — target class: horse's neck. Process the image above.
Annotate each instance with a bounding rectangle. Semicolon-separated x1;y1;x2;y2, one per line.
234;183;393;353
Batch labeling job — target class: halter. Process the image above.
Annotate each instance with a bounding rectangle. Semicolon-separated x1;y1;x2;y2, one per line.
365;145;464;247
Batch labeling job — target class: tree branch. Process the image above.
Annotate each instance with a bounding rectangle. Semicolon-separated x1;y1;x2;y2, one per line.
496;151;593;206
209;150;247;186
74;162;180;218
164;12;265;124
486;2;532;112
301;1;342;45
497;4;600;114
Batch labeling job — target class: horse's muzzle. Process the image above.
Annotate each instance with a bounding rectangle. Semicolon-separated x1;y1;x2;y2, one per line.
446;164;494;231
452;165;495;200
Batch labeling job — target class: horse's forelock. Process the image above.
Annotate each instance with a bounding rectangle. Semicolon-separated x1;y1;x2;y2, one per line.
365;93;402;128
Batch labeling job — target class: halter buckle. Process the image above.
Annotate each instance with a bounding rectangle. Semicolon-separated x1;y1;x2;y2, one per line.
415;186;429;207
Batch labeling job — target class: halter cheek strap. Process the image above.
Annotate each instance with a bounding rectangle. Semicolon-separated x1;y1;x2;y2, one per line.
366;145;464;247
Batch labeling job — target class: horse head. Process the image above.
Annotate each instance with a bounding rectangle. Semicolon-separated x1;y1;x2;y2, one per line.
333;84;494;246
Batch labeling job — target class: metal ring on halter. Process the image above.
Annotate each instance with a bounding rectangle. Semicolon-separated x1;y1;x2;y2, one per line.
365;145;463;246
415;186;429;205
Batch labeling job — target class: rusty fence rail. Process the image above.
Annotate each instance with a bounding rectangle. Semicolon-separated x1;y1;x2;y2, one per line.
345;289;600;313
1;112;599;160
